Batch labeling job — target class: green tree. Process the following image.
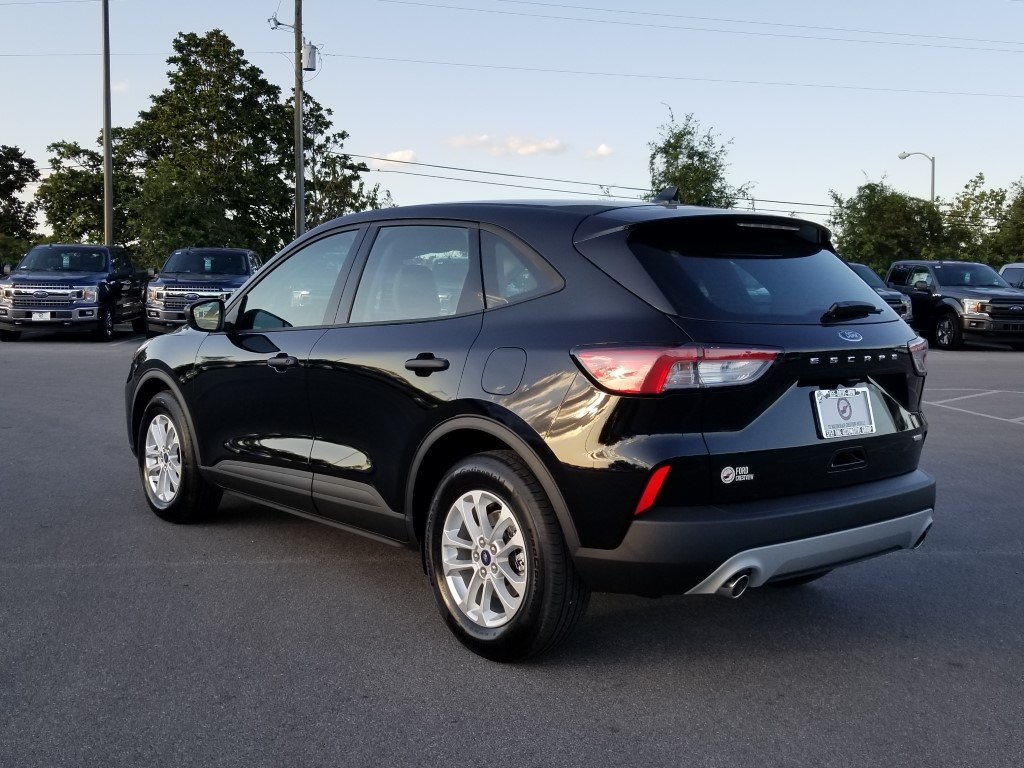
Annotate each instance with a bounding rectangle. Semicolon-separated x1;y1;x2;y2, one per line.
299;93;393;228
985;181;1024;266
828;181;945;274
941;173;1007;265
124;29;293;266
34;132;140;245
646;110;751;207
0;145;39;265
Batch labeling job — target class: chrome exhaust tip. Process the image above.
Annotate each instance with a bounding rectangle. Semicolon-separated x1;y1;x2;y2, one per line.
716;571;750;599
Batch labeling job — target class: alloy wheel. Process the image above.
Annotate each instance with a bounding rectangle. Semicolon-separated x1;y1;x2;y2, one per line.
440;489;529;628
144;413;182;504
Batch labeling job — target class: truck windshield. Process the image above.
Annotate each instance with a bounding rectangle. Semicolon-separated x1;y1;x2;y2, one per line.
18;246;108;273
933;263;1008;288
162;250;249;275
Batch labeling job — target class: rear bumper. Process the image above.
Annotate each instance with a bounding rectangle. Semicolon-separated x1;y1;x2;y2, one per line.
571;469;936;596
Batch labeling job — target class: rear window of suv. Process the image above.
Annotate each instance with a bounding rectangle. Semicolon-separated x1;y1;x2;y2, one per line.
626;217;887;324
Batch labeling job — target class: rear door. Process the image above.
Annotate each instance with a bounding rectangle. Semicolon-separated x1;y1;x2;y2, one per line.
306;222;484;539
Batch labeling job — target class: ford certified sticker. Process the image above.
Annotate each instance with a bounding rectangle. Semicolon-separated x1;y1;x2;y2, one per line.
838;330;863;342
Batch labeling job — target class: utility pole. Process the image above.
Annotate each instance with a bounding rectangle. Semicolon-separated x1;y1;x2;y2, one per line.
101;0;114;245
293;0;305;238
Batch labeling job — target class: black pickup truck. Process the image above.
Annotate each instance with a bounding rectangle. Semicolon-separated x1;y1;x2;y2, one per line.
885;259;1024;350
0;243;146;342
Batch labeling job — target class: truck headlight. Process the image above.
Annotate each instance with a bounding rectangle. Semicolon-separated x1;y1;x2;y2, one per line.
961;298;987;315
73;286;98;303
900;295;912;319
0;284;12;305
147;287;165;306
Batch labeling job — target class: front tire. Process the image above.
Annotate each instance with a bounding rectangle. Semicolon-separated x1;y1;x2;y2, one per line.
94;306;114;342
425;451;589;662
137;392;221;523
933;312;963;350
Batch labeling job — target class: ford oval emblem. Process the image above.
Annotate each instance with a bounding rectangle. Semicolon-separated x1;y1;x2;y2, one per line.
1011;305;1023;312
184;293;199;302
838;330;863;342
33;290;49;298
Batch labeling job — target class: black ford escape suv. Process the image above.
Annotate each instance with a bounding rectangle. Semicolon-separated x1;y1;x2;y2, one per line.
145;247;261;335
125;200;935;660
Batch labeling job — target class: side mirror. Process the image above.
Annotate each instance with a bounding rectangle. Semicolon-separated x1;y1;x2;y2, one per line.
186;298;225;332
912;280;931;291
2;264;10;276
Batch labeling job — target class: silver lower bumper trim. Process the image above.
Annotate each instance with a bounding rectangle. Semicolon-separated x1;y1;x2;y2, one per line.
686;509;934;595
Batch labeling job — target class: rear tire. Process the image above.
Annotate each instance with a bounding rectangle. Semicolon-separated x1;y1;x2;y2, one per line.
425;450;589;661
933;312;963;350
137;392;221;523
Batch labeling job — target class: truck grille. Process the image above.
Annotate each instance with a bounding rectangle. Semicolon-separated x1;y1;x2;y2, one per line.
162;285;226;311
11;283;78;309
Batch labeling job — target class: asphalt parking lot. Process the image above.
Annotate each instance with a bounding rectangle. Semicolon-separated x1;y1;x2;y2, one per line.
1;331;1022;768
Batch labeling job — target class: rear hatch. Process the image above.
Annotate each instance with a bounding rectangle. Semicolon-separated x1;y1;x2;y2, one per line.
573;209;928;505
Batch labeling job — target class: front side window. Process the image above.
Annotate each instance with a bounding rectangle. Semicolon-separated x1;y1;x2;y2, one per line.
349;225;480;323
236;230;359;331
908;268;933;287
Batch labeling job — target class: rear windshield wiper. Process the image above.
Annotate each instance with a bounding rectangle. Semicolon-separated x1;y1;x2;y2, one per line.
820;300;884;324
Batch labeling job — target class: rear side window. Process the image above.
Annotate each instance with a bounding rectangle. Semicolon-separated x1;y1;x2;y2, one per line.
625;217;887;324
481;230;563;307
349;225;482;323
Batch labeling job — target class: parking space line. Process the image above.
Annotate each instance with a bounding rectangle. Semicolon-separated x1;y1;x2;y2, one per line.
928;390;1002;405
924;400;1024;425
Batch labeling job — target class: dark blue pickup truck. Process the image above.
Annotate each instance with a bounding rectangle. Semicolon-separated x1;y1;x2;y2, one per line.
0;243;146;342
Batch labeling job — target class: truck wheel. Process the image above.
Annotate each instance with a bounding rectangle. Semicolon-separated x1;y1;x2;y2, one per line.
933;313;963;350
0;330;20;342
138;392;221;523
424;450;589;661
94;307;114;341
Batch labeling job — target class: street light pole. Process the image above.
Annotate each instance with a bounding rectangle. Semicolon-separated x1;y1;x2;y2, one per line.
101;0;114;245
897;151;936;203
293;0;305;238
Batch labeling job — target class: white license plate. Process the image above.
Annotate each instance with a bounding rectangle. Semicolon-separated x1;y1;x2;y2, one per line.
813;387;876;439
31;311;50;321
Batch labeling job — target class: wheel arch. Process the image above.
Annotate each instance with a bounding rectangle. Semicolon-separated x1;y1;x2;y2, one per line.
405;415;580;553
129;369;199;460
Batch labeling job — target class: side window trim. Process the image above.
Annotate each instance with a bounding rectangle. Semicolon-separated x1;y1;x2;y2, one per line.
227;225;366;333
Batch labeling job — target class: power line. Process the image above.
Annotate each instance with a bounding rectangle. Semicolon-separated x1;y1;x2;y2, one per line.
378;0;1024;55
498;1;1024;48
325;53;1024;100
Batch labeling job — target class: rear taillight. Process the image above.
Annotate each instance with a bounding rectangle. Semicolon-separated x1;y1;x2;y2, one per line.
909;337;928;375
572;345;779;395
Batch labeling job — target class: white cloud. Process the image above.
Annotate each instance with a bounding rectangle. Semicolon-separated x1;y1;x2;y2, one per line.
448;134;566;157
585;143;614;159
369;149;416;168
112;80;130;93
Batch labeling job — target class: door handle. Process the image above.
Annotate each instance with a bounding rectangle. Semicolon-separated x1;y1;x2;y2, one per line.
405;354;450;376
267;354;299;370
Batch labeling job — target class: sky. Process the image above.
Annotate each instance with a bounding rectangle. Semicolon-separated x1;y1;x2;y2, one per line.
3;0;1024;228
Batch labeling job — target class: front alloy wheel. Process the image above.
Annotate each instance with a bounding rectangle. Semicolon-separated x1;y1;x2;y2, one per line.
933;313;963;350
94;306;114;341
144;413;182;505
425;451;589;661
137;392;221;523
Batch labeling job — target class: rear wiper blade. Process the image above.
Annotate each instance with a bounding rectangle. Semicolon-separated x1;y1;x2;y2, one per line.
820;300;884;324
